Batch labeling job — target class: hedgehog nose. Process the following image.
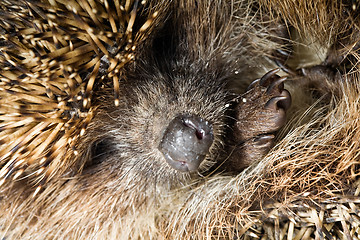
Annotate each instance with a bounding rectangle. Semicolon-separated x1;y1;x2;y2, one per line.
158;114;214;172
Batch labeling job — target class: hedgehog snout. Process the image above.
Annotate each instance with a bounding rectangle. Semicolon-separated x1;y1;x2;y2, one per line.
158;114;214;172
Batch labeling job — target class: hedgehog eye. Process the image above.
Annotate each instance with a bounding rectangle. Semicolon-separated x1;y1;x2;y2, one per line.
86;139;114;169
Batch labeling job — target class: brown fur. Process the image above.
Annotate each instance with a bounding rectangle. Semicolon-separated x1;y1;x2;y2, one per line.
1;0;360;239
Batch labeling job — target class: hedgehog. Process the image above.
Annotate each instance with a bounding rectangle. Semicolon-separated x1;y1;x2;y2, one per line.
0;0;293;238
0;0;359;239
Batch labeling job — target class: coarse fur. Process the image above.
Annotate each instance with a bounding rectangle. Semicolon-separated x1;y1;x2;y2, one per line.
0;0;360;239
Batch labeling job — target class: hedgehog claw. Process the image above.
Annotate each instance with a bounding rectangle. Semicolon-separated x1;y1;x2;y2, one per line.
255;134;275;145
265;96;288;110
275;59;297;75
246;78;260;91
276;49;290;57
259;68;280;86
266;77;287;94
278;90;292;110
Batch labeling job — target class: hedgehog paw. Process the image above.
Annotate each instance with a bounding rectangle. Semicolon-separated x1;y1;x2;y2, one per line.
235;68;291;139
223;69;291;172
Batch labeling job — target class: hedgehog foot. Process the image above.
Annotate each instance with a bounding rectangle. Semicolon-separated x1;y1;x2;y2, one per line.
223;69;291;172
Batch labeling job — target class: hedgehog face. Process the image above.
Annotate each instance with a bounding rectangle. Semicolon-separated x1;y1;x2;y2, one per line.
85;71;230;187
130;75;228;174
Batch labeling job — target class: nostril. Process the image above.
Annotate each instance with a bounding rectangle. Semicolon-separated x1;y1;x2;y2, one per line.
158;114;214;172
195;129;205;140
182;116;212;141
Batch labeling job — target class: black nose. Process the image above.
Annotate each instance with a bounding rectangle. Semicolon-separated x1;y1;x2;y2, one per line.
158;114;214;172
